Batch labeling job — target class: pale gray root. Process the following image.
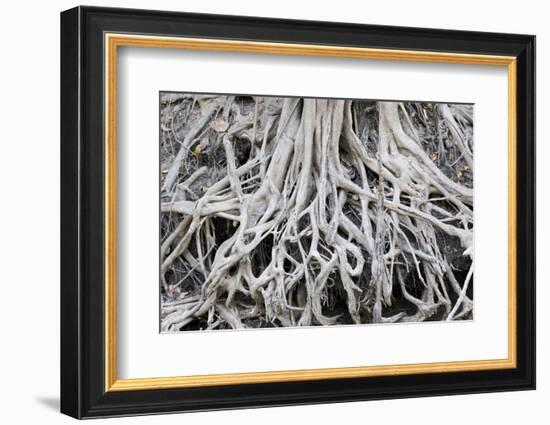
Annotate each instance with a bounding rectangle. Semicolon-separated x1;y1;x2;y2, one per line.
160;95;474;331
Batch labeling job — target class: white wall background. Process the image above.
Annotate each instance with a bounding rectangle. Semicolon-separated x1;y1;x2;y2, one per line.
0;0;544;423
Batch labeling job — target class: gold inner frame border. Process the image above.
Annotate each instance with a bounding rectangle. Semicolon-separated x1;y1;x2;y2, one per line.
104;33;517;392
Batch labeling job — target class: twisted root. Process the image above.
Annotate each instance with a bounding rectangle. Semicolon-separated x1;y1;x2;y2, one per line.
159;94;473;331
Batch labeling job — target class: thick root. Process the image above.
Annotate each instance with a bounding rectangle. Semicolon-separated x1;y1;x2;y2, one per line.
159;94;474;331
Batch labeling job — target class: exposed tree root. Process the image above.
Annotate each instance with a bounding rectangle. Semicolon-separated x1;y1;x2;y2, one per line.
159;94;474;331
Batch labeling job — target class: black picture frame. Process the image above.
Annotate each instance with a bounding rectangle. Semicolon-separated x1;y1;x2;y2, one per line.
61;5;536;419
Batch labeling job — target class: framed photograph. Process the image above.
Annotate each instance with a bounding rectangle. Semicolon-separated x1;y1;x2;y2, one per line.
60;6;536;419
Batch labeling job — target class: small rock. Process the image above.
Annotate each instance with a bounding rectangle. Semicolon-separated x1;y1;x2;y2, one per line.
210;119;229;132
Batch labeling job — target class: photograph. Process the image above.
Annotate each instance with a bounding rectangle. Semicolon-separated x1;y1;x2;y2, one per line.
159;93;474;332
58;5;536;419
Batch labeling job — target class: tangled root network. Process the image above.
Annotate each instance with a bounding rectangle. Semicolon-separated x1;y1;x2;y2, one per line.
159;93;474;332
